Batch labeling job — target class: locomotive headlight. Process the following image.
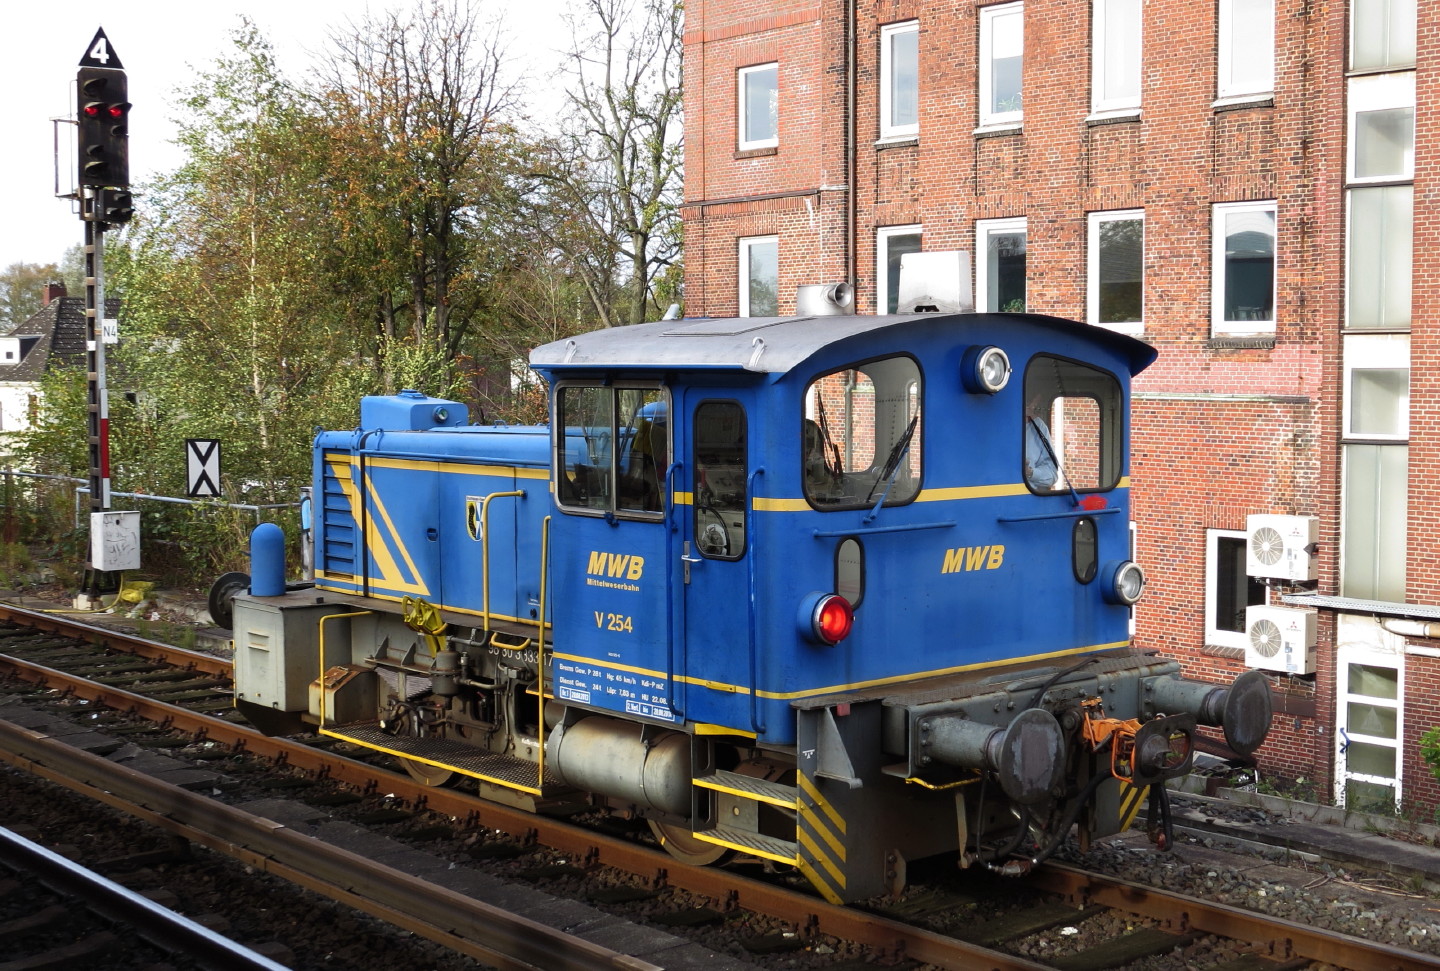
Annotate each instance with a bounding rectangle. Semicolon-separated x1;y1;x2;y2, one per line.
961;345;1011;394
1102;560;1146;606
799;592;854;646
433;406;450;424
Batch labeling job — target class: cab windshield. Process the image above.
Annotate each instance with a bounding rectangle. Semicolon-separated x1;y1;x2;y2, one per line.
802;356;922;509
556;385;668;517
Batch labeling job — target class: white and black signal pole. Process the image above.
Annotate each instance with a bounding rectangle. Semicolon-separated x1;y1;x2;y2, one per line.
75;27;137;599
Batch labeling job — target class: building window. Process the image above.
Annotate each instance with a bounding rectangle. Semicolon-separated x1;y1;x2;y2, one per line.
1341;334;1409;602
1347;186;1412;331
1091;0;1141;115
976;217;1027;312
739;236;779;316
1344;334;1409;441
1348;74;1414;183
738;63;778;150
979;2;1024;127
876;225;922;315
1206;529;1266;649
1351;0;1416;71
880;21;920;139
1217;0;1274;101
1087;210;1144;333
1211;201;1275;334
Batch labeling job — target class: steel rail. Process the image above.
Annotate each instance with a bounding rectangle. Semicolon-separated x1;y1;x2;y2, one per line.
1031;862;1439;971
0;601;231;677
0;825;290;971
0;614;1046;971
0;719;657;971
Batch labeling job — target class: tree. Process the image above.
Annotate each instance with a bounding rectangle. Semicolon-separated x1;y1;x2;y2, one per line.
59;246;87;298
0;262;62;328
534;0;684;327
110;23;381;503
314;0;523;369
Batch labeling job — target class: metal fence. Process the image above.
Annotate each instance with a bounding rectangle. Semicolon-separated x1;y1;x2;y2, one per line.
0;469;303;582
0;470;298;530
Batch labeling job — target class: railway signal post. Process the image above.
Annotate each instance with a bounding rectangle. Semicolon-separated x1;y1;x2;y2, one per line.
74;28;138;602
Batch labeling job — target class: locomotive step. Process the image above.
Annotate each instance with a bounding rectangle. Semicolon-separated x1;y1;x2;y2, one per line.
327;723;564;792
691;826;799;865
693;769;798;808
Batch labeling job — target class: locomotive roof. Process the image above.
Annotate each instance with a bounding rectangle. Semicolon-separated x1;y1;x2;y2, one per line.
529;312;1157;376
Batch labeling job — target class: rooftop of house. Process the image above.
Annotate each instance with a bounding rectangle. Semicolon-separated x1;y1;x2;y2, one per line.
0;284;117;383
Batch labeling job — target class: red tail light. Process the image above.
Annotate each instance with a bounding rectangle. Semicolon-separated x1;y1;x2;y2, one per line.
813;594;854;645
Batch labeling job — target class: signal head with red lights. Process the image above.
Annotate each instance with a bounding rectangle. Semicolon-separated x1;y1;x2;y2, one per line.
76;66;129;188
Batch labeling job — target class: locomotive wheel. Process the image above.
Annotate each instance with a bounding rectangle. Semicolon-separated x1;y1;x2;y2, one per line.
400;757;456;787
647;820;734;866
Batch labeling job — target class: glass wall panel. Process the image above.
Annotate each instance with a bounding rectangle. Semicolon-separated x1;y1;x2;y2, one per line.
1348;662;1400;700
1347;186;1412;330
1345;740;1396;778
1347;701;1398;739
1351;0;1416;70
1354;107;1415;179
1349;368;1408;437
1341;444;1408;600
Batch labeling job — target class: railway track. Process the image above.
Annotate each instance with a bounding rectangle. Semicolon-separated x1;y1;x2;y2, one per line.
0;601;1434;971
0;822;291;971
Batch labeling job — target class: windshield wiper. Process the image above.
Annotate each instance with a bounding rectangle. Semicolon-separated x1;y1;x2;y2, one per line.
865;413;920;510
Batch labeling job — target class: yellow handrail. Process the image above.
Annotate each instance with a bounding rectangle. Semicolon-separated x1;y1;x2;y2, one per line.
537;515;551;791
317;610;373;728
479;491;525;634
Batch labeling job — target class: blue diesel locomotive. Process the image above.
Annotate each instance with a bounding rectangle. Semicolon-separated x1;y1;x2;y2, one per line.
229;294;1272;903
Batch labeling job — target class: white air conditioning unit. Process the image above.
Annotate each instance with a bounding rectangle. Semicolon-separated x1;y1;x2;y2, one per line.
1245;514;1318;582
1245;605;1317;675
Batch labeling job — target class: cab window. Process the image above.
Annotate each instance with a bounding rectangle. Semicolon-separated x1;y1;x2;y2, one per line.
693;401;747;558
557;385;668;517
803;356;922;509
1023;356;1122;493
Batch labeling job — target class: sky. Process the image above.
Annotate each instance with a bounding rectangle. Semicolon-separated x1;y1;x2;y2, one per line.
1;1;573;273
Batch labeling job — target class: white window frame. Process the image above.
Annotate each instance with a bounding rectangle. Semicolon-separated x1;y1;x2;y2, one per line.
1091;0;1142;116
1340;335;1409;601
876;225;923;315
880;21;920;140
737;63;779;151
1347;73;1415;184
1204;528;1264;650
1216;0;1275;103
975;216;1027;313
738;235;779;317
1086;209;1144;335
1211;200;1277;335
1343;334;1410;441
979;2;1024;129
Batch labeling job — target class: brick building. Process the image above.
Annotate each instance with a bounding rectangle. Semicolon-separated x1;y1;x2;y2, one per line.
682;0;1431;813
